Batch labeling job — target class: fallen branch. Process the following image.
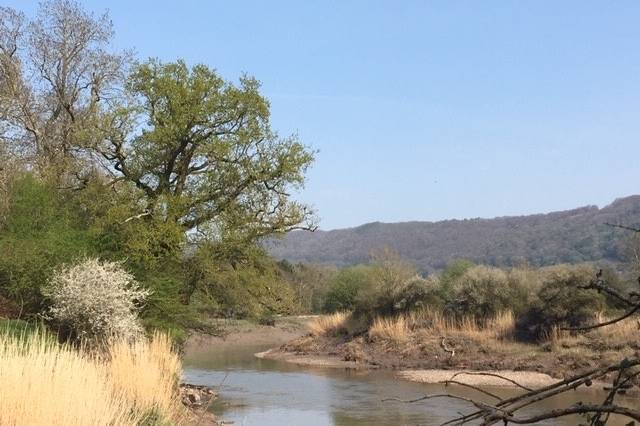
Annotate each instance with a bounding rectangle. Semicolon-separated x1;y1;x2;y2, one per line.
496;404;640;424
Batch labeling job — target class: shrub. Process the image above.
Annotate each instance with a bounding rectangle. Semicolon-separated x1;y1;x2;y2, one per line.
45;258;150;342
438;259;476;300
351;249;423;319
187;243;300;319
355;275;441;319
445;265;531;319
516;264;605;340
323;265;374;313
0;175;97;313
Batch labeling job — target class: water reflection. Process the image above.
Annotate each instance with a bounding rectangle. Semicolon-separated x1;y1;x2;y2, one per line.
183;343;636;425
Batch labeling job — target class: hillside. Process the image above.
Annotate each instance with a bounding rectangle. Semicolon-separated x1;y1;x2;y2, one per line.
267;196;640;272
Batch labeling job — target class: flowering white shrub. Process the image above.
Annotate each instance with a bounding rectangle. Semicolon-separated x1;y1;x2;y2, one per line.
45;258;151;342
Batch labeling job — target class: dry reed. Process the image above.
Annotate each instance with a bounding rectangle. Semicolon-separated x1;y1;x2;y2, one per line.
589;312;639;344
368;315;410;343
408;309;515;340
307;312;350;336
368;309;516;344
0;329;185;426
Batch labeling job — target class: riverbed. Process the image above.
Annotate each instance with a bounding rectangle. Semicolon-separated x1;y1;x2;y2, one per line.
182;323;635;425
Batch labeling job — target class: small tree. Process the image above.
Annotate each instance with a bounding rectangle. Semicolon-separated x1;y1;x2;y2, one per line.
446;265;530;319
45;258;150;342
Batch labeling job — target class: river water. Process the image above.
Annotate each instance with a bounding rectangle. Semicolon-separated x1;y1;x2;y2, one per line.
183;341;635;425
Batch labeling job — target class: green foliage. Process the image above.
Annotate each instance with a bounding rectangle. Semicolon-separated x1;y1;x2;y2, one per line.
438;259;476;300
352;250;419;318
445;265;532;319
187;243;300;319
516;265;606;339
279;261;336;313
0;175;97;312
322;249;428;320
0;0;318;341
323;266;374;313
100;59;315;243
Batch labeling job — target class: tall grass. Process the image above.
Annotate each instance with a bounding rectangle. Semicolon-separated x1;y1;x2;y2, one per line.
589;313;639;344
407;309;515;340
369;315;409;343
308;312;350;336
367;310;516;344
0;329;185;426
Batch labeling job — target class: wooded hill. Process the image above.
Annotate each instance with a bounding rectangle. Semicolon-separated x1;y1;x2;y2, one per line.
267;196;640;272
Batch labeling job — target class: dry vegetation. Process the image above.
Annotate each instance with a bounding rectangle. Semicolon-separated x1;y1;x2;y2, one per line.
307;311;350;336
0;329;185;426
369;315;410;343
292;309;639;378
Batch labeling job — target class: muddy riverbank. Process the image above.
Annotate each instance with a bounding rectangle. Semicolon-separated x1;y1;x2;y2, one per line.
183;317;633;425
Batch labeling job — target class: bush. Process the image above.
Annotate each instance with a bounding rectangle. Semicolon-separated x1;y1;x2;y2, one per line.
445;265;531;319
438;259;476;300
516;264;605;340
188;243;300;319
323;250;440;320
323;266;374;313
0;175;97;313
351;250;423;319
45;258;150;342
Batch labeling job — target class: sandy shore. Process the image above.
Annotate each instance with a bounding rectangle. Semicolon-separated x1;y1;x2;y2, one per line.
255;348;370;369
397;369;557;388
255;348;558;388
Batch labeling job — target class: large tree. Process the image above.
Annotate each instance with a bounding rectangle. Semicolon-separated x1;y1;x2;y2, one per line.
0;0;129;181
98;59;316;244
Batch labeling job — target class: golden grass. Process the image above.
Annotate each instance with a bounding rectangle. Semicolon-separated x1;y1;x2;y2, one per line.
0;329;185;426
308;312;350;336
369;315;410;343
366;309;516;345
407;309;516;340
589;313;639;344
108;331;184;421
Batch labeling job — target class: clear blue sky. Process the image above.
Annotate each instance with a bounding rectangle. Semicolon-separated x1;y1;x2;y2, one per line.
12;1;640;229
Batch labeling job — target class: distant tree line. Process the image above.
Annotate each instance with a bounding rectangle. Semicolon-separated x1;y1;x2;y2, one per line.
268;198;640;272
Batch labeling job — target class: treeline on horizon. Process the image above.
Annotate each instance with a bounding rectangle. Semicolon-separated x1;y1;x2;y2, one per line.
268;196;640;272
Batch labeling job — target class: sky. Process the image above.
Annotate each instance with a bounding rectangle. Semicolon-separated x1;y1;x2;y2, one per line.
10;1;640;229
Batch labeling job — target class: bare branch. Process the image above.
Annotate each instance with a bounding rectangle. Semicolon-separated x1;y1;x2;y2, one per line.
562;304;640;331
605;222;640;233
448;371;533;392
439;380;502;400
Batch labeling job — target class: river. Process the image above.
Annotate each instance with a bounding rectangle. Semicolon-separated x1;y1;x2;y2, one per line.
182;337;635;426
